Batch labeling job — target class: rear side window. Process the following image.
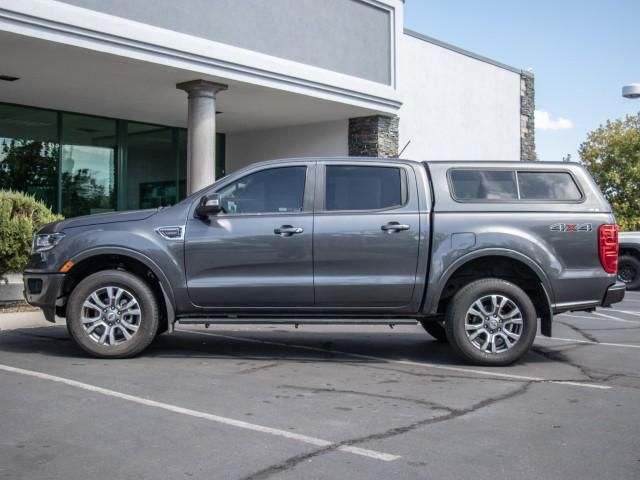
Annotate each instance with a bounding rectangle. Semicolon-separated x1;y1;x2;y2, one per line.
449;169;583;202
449;170;517;200
518;172;582;200
325;165;404;211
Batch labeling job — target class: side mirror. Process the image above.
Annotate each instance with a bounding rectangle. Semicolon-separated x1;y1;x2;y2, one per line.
195;193;223;217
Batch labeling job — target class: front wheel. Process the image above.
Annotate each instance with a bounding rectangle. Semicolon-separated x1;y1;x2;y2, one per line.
445;278;537;366
66;270;159;358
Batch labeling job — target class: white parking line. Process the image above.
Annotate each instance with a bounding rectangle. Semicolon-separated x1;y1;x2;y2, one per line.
178;329;611;390
592;311;640;324
603;308;640;318
536;336;640;349
0;363;400;462
560;312;640;324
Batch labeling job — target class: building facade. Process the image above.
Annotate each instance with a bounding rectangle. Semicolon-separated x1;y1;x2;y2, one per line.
0;0;534;217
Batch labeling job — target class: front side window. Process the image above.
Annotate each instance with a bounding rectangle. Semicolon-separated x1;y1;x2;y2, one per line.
518;171;582;200
450;170;517;200
216;166;306;214
325;165;404;211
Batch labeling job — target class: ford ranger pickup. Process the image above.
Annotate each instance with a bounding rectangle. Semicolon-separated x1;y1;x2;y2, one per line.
23;158;625;365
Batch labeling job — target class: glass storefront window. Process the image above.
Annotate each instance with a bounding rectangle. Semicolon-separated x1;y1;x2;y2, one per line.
0;104;58;209
0;102;224;217
127;123;177;210
61;113;117;217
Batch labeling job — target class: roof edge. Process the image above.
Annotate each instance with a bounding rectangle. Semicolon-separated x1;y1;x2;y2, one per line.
403;28;531;77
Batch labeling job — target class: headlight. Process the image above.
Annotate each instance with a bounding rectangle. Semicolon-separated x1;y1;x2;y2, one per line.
32;233;65;253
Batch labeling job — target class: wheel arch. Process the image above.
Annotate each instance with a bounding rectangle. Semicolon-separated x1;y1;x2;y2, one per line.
619;244;640;259
424;249;554;336
60;247;176;332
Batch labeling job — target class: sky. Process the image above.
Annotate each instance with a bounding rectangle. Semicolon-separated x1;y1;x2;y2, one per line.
404;0;640;162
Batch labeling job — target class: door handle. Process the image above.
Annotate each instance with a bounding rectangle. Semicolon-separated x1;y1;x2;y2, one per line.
381;222;410;233
274;225;304;236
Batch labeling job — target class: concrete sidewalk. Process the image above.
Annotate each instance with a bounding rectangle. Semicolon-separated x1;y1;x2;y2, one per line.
0;310;57;331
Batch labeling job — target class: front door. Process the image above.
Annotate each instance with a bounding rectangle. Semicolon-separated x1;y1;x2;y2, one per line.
313;162;421;308
185;163;314;308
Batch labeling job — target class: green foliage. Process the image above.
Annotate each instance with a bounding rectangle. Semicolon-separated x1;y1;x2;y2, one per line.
0;139;58;210
580;113;640;231
0;190;63;276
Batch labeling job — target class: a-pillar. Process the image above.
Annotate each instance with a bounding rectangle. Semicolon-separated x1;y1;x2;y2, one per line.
176;79;228;194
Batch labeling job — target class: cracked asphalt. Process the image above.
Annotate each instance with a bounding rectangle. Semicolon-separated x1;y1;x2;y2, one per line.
1;294;640;480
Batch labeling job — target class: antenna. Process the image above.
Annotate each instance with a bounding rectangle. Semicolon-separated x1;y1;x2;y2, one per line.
398;140;411;157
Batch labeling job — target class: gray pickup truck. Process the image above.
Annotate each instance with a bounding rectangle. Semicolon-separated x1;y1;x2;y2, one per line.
23;158;625;365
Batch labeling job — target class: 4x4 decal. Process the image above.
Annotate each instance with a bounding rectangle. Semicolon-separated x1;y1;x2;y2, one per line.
550;223;593;232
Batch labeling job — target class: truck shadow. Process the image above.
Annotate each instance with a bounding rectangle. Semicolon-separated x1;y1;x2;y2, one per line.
0;324;550;367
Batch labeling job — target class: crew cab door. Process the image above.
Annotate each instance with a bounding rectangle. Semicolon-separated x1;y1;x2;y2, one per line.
313;161;421;308
184;163;314;307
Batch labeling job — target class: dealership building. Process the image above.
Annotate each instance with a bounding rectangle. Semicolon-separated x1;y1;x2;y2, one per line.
0;0;535;217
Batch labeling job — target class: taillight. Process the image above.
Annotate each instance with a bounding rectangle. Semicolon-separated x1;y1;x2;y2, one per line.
598;224;618;274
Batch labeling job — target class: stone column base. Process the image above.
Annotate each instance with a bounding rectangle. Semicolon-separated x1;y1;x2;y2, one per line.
349;115;399;158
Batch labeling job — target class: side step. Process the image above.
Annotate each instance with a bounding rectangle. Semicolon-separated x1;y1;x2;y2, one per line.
177;318;419;327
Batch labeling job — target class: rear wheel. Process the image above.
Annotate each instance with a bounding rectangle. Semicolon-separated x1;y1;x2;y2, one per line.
420;321;448;343
445;278;537;366
66;270;159;358
618;255;640;290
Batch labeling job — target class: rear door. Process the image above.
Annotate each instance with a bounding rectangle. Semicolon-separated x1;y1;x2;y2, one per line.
313;161;421;308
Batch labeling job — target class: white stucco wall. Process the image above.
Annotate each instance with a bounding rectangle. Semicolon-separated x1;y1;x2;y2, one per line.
399;33;522;161
225;119;348;172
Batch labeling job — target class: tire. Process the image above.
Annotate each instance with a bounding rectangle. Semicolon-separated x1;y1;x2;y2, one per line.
420;321;448;343
618;255;640;290
66;270;159;358
444;278;537;366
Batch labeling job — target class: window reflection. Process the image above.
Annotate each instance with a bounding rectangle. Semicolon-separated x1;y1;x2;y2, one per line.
61;113;116;217
0;104;58;209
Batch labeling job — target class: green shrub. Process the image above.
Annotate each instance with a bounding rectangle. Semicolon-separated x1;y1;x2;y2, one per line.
0;190;63;277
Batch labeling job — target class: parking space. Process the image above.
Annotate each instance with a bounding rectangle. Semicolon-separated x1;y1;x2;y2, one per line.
1;296;640;480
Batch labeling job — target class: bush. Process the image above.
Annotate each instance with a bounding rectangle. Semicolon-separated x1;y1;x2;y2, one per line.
0;190;63;277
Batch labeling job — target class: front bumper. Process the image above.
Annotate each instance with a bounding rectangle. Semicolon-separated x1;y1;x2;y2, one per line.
603;281;626;306
23;272;65;322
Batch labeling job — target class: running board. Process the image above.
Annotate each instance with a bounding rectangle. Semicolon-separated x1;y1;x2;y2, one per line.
176;318;419;327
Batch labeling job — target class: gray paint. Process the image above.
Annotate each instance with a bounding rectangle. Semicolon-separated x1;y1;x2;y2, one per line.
60;0;392;85
25;158;620;344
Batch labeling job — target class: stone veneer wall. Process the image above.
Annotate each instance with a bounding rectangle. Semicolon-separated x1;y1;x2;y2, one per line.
348;115;399;157
520;72;536;160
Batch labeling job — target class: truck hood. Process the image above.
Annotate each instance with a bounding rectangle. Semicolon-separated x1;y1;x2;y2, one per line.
41;209;159;233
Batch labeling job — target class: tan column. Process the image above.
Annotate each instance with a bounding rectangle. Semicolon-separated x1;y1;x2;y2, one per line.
176;80;228;194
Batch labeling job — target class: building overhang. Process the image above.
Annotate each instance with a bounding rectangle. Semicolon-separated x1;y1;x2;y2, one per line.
0;29;390;132
0;0;403;117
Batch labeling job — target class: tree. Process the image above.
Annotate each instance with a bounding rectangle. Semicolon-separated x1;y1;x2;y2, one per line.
580;113;640;231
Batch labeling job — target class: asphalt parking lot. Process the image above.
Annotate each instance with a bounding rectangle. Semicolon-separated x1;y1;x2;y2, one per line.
1;295;640;480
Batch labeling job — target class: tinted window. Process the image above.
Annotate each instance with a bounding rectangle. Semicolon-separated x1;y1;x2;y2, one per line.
518;171;582;200
325;166;403;211
217;166;306;214
450;170;517;200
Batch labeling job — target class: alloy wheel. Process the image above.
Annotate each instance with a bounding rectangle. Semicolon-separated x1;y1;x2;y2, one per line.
464;294;523;354
80;286;142;346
